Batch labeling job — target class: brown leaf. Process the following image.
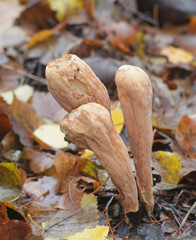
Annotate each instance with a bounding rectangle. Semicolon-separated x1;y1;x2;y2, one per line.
1;131;21;154
54;176;99;210
9;96;43;133
0;220;32;240
176;115;196;159
22;148;54;174
0;97;31;147
54;152;76;193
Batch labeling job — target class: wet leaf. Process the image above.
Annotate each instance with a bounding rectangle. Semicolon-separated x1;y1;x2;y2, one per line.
0;163;25;201
160;46;194;64
65;225;109;240
111;107;124;134
33;123;68;149
152;151;181;184
175;115;196;159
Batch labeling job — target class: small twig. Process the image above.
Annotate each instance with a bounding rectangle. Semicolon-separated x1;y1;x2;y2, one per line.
92;176;110;194
105;196;116;240
112;216;126;230
2;64;47;84
27;214;46;231
20;189;49;209
180;201;196;229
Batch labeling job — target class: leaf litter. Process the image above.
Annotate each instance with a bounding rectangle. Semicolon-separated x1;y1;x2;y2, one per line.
0;0;196;239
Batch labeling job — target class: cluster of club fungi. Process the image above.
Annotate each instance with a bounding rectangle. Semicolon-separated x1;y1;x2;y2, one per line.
46;54;154;214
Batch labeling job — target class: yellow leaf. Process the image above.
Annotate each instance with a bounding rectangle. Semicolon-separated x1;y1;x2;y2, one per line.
111;108;124;134
48;0;83;22
33;123;69;149
152;151;181;184
28;30;53;49
81;149;95;159
65;225;109;240
0;163;23;201
160;46;194;64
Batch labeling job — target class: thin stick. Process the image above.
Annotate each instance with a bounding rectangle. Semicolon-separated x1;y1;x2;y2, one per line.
92;176;110;194
27;214;46;231
20;189;49;209
180;201;196;229
105;207;116;240
2;64;47;84
112;216;126;230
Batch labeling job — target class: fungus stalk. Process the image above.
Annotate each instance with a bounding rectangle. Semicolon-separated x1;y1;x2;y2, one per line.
115;65;154;212
60;102;139;214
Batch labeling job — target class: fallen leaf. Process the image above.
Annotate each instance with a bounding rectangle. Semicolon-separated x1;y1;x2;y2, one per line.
32;91;67;121
29;193;99;238
9;96;43;132
65;225;109;240
189;16;196;33
0;163;25;201
175;115;196;159
0;201;25;222
152;151;181;184
28;30;53;49
160;46;194;64
54;152;76;193
33;123;69;149
80;149;95;159
1;131;22;154
1;84;34;105
111;108;124;134
24;176;59;206
54;176;99;210
48;0;83;21
76;158;98;180
22;148;54;174
0;219;32;240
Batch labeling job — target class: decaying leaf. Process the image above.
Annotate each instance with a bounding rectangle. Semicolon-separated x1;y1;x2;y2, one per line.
152;151;181;184
65;225;109;240
29;193;99;238
175;115;196;159
0;163;26;201
54;152;76;193
54;176;100;211
9;96;43;133
22;148;55;174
